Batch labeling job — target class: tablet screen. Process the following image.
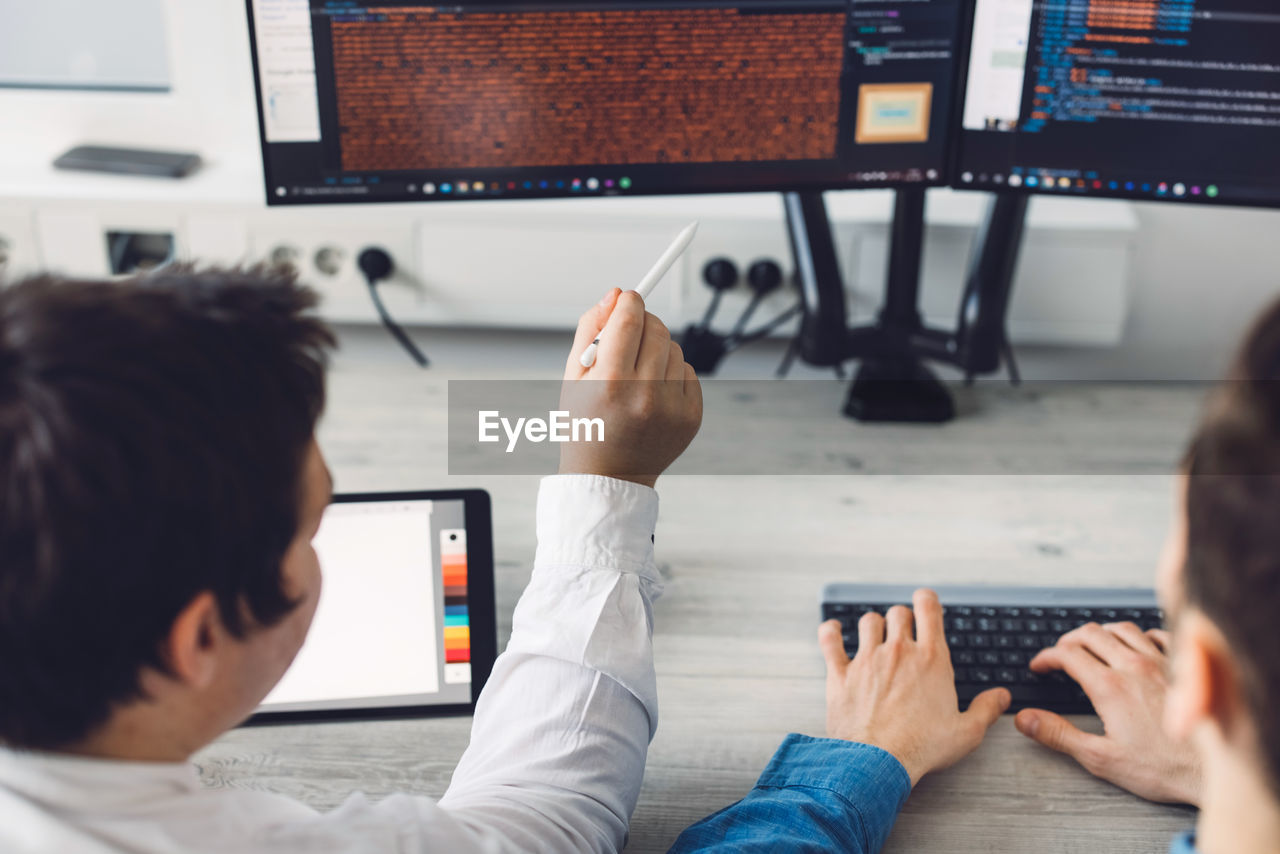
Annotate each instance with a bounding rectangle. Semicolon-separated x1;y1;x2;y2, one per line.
257;496;474;713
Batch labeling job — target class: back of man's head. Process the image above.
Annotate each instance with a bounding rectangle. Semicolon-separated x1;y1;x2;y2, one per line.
1184;297;1280;798
0;268;335;750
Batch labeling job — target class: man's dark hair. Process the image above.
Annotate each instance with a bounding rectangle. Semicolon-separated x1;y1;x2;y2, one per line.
1184;297;1280;798
0;267;335;750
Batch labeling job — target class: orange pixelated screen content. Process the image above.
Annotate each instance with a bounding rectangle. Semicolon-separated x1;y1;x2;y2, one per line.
330;6;846;172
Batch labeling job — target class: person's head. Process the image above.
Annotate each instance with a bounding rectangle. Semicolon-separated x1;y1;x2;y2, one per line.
1156;297;1280;802
0;267;336;758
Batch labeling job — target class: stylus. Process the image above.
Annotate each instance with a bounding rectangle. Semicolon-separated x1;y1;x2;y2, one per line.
579;221;699;368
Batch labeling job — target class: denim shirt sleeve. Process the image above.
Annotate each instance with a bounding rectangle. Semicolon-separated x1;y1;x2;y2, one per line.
1169;832;1199;854
668;734;912;853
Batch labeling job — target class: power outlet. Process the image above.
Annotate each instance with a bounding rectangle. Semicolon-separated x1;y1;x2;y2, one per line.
678;217;818;339
245;220;418;323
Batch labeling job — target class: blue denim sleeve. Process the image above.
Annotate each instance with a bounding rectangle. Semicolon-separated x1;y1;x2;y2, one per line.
667;734;912;853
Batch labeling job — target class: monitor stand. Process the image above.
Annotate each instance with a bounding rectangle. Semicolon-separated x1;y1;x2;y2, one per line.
783;189;1028;423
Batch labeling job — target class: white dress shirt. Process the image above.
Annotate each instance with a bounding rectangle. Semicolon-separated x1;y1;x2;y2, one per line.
0;475;663;854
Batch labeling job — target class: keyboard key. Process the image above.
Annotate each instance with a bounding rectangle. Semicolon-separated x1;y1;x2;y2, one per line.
1006;684;1083;706
970;634;991;648
979;651;1001;666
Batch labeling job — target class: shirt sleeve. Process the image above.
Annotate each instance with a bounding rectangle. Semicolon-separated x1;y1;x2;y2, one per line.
434;474;663;853
667;734;911;854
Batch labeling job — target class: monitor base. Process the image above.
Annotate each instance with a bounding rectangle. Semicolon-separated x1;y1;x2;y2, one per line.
843;358;955;424
781;188;1024;422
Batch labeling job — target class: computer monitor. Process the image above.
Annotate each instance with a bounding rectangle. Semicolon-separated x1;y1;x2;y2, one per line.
246;0;968;206
955;0;1280;207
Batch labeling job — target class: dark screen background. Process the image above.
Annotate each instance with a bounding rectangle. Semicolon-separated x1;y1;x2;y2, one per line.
958;0;1280;207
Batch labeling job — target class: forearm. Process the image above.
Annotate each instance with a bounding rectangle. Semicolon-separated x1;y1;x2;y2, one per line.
669;735;911;854
439;475;662;852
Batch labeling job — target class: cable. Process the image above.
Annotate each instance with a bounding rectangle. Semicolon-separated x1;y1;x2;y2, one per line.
726;303;802;351
358;247;429;368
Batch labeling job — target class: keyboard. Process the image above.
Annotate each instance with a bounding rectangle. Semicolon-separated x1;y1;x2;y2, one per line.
820;584;1162;715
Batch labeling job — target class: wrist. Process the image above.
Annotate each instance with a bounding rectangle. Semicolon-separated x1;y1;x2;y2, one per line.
842;738;922;788
872;745;925;788
829;729;925;787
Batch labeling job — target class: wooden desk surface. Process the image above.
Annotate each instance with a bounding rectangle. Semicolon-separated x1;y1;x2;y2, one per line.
195;356;1199;852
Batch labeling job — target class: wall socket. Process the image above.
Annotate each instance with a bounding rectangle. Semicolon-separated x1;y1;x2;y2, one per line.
243;221;419;323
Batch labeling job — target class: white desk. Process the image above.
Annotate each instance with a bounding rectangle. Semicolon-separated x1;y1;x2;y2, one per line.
195;336;1195;852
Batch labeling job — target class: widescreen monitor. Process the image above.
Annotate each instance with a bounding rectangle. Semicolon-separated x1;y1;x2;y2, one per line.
955;0;1280;208
246;0;968;205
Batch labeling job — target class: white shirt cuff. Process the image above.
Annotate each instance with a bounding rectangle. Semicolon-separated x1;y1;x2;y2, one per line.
534;474;660;583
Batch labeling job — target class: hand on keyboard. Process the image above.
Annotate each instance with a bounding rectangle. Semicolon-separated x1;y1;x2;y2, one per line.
818;588;1010;787
824;597;1164;715
1015;622;1202;806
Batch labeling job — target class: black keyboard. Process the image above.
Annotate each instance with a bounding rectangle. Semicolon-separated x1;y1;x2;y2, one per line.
820;584;1162;715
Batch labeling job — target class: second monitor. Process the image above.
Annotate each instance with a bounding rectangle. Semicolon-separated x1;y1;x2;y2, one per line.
248;0;968;205
957;0;1280;208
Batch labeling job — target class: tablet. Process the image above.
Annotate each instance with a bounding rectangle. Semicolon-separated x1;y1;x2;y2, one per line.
249;489;496;723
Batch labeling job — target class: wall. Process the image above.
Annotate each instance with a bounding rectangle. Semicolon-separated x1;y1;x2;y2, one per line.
1016;203;1280;381
2;0;1278;381
1;2;258;160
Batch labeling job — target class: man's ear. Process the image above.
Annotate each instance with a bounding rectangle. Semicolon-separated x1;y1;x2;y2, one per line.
163;591;222;690
1165;612;1244;743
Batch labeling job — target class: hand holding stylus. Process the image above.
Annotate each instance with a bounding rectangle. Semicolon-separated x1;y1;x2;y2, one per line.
559;288;702;487
579;222;699;368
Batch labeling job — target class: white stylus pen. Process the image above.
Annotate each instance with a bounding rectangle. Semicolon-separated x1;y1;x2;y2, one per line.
579;221;699;368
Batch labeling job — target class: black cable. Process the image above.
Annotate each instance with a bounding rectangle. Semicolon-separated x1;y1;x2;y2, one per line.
358;247;429;368
776;337;800;378
1002;338;1022;386
365;278;429;367
729;292;767;338
726;303;802;351
699;289;725;329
